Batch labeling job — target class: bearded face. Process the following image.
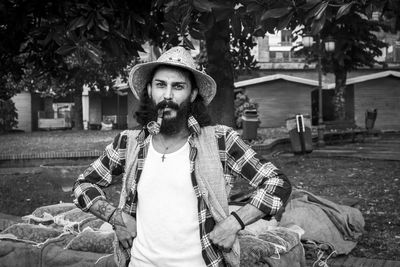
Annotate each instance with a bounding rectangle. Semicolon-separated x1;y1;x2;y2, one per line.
146;66;197;135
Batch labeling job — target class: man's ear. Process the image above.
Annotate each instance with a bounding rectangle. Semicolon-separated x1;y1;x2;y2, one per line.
190;88;198;103
147;83;152;99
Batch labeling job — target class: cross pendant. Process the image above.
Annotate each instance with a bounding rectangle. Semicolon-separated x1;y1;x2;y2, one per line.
161;154;166;162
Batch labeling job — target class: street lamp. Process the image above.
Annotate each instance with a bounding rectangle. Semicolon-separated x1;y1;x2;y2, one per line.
302;34;335;147
324;36;335;52
302;35;314;48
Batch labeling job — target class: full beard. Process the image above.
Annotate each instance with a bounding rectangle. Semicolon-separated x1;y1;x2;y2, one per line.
149;99;191;135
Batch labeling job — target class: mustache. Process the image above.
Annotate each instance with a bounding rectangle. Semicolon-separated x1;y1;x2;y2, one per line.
156;100;180;111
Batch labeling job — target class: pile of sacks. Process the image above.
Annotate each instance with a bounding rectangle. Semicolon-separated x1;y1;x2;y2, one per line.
0;203;116;266
0;188;365;267
0;203;305;267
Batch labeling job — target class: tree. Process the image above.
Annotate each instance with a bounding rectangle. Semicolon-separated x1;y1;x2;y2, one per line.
2;0;164;129
152;0;260;126
4;0;256;128
0;1;38;131
4;0;394;128
244;0;388;121
374;0;400;33
321;8;386;120
151;0;391;123
0;0;32;101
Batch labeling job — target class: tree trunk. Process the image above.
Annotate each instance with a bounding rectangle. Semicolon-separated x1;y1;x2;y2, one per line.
44;96;54;118
333;69;347;120
72;87;83;130
205;19;235;127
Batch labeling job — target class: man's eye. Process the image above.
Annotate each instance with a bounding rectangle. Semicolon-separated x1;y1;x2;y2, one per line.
156;82;165;87
174;85;184;90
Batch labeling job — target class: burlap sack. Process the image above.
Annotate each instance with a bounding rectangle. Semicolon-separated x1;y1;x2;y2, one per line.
2;223;62;243
32;203;76;218
65;227;114;254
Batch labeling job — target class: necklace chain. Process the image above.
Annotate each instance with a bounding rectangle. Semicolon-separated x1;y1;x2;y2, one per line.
160;140;169;162
157;133;187;162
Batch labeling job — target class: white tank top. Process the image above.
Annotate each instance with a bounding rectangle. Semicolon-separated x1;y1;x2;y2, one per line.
129;137;206;267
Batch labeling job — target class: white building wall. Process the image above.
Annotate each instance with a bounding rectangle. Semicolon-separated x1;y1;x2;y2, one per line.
82;85;90;129
12;91;32;132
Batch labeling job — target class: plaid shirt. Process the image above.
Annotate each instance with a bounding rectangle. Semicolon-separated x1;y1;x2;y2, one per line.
74;116;291;267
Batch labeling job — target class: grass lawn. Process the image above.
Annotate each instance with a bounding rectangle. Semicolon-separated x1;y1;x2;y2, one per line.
233;155;400;261
0;129;399;261
0;127;290;155
0;155;399;261
0;130;121;154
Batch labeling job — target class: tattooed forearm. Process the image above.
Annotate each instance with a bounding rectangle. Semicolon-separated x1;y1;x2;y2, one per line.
97;201;114;217
89;199;116;222
113;209;127;228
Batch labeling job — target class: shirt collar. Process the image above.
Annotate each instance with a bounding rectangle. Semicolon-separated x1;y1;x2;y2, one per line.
187;115;201;136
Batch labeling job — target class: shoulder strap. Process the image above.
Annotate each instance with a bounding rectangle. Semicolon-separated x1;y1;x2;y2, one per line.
118;129;141;209
194;126;229;217
193;125;241;267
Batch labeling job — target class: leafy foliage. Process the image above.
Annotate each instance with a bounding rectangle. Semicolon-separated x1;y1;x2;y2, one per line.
242;0;389;120
231;34;259;77
2;0;396;126
0;99;18;133
0;1;32;101
157;0;259;74
2;0;258;127
240;0;388;72
234;91;259;128
22;0;162;88
371;0;400;33
1;0;166;129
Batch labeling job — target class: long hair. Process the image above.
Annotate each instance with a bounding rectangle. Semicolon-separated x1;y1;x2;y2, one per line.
134;83;214;128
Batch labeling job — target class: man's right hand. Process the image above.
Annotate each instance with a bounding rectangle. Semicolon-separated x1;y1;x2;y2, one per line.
112;209;137;249
87;199;137;249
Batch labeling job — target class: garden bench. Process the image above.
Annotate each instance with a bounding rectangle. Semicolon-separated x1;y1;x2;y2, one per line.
323;120;381;144
324;128;367;144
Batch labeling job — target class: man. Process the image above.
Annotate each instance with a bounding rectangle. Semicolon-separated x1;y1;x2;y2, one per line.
73;46;292;267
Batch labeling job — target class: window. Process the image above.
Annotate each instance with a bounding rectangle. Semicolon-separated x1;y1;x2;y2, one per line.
269;51;291;62
281;30;292;46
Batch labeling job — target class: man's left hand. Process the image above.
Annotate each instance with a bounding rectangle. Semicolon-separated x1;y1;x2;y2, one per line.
209;215;242;252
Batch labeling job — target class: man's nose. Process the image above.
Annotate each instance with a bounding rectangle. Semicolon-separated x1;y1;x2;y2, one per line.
164;85;173;100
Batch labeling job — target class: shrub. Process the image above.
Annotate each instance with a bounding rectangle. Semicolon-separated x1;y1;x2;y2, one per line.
234;92;259;129
0;99;18;133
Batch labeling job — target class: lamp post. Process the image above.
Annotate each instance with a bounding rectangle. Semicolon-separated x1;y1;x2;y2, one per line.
303;34;335;147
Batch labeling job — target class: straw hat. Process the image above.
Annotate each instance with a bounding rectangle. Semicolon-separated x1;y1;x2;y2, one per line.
128;46;216;105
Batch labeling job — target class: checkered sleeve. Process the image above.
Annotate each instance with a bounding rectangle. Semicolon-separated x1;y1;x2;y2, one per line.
223;127;292;216
73;132;127;211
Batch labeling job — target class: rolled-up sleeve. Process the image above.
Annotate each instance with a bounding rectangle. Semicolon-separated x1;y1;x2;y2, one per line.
73;132;126;211
224;127;292;216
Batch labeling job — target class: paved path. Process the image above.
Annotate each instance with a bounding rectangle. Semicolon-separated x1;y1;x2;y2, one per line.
325;255;400;267
312;136;400;161
0;167;42;175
